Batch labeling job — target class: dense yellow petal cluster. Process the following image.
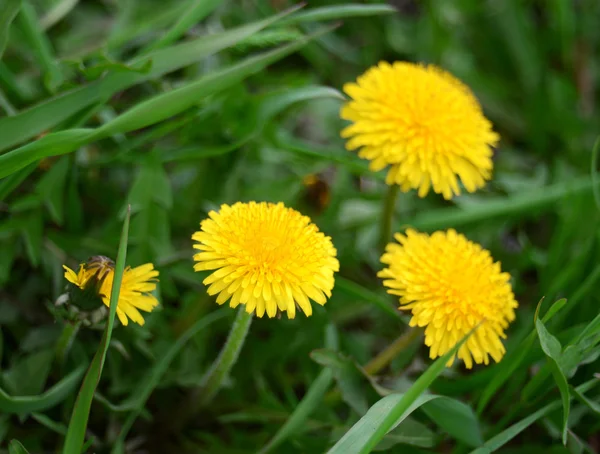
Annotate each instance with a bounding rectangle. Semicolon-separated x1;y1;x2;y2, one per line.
379;229;517;368
192;201;339;318
63;257;159;326
341;62;499;199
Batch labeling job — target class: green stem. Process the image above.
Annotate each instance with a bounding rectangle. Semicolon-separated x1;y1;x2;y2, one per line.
364;328;422;375
380;184;399;252
199;307;253;406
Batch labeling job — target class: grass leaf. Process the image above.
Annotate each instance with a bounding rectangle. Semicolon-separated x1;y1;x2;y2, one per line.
535;318;570;445
0;0;21;60
61;207;131;454
328;326;478;454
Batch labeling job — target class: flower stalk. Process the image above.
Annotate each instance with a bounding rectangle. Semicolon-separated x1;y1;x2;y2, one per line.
380;184;399;252
198;307;253;406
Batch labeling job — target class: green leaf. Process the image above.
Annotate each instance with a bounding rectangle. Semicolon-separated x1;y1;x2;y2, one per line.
279;4;397;26
536;319;570;445
20;210;43;267
8;439;30;454
0;29;331;178
2;349;54;396
470;379;599;454
62;207;131;454
16;1;63;92
110;308;229;454
258;325;339;454
328;326;478;454
372;418;435;450
142;0;224;52
408;177;600;231
0;0;21;59
0;365;85;414
335;277;404;321
421;397;482;447
571;386;600;414
39;0;79;29
477;297;569;414
36;156;69;225
311;349;370;415
0;7;298;153
591;136;600;210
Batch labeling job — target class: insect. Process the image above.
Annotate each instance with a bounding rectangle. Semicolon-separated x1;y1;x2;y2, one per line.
85;255;115;281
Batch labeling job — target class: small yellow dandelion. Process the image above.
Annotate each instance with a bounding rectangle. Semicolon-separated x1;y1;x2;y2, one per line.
378;229;517;368
340;62;499;199
63;256;159;326
192;201;339;318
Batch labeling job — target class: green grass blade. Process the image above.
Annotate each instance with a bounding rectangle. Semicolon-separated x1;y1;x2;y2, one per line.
62;207;131;454
0;365;85;414
0;0;21;59
0;8;297;153
93;29;331;138
407;177;599;231
40;0;79;29
8;439;29;454
142;0;224;52
335;277;404;321
328;326;477;454
535;319;570;444
0;129;93;179
470;379;598;454
279;4;397;26
259;324;339;454
477;297;567;414
0;28;330;178
110;308;229;454
591;136;600;210
16;1;63;92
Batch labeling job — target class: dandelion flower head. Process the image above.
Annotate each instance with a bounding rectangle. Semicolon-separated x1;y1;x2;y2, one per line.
63;256;159;326
341;62;499;199
192;201;339;318
378;229;517;368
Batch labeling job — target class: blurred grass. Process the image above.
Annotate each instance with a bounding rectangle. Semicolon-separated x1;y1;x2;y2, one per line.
1;0;600;453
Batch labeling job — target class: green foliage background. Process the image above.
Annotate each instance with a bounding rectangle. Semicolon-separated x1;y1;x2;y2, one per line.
1;0;600;453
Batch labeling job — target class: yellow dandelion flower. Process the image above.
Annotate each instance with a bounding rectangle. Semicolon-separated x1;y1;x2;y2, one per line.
192;201;339;318
63;256;159;326
340;62;499;199
378;229;518;368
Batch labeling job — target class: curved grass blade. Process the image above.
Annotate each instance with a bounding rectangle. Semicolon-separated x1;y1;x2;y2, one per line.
535;319;570;444
477;298;568;414
61;207;131;454
335;277;404;321
0;7;300;153
328;326;478;454
0;0;21;59
16;2;63;92
8;439;29;454
279;4;396;26
408;176;599;231
470;379;598;454
259;324;339;454
0;28;333;178
591;136;600;210
142;0;224;53
110;308;229;454
0;365;85;414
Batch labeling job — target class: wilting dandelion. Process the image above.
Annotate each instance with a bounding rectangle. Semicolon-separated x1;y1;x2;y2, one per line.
192;201;339;318
63;256;159;326
379;229;518;368
341;62;499;199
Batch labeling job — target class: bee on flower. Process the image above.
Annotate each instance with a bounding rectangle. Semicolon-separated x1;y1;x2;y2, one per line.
61;256;159;326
